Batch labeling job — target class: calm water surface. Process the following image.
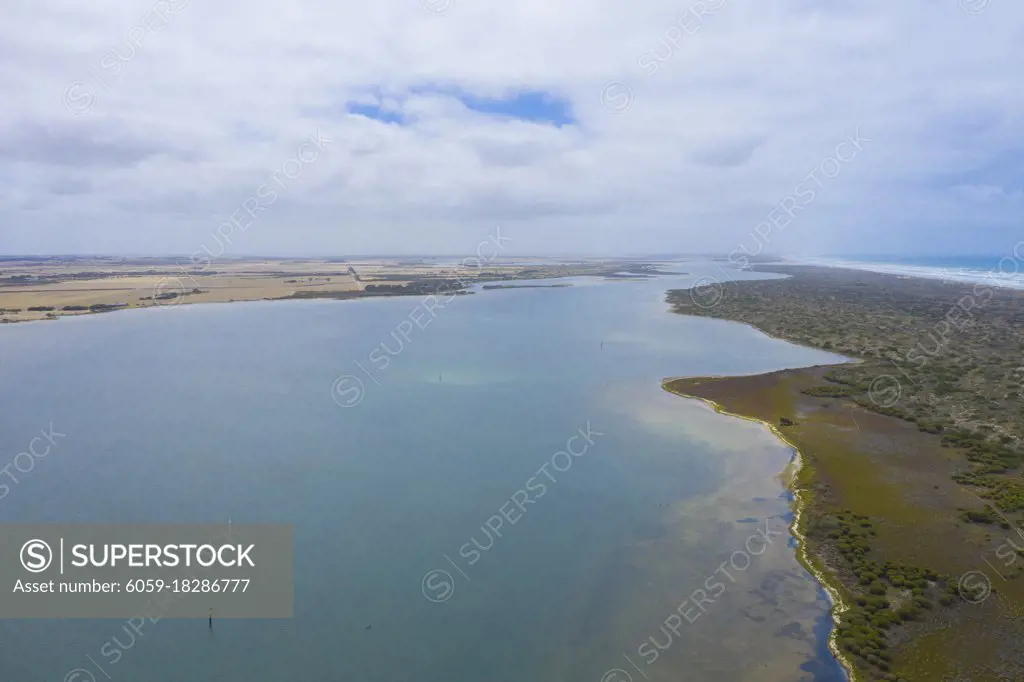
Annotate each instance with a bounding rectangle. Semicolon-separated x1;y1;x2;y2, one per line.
0;262;847;682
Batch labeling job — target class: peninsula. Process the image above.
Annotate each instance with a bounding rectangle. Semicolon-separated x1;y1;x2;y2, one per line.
666;265;1024;681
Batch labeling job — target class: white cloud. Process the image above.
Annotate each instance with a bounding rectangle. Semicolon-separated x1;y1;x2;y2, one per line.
0;0;1021;255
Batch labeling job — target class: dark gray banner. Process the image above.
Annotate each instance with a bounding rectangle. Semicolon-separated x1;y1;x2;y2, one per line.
2;524;292;618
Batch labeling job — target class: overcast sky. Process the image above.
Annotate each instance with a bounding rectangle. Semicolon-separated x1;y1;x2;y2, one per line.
1;0;1021;256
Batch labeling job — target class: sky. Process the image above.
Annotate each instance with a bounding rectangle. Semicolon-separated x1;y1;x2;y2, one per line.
0;0;1022;257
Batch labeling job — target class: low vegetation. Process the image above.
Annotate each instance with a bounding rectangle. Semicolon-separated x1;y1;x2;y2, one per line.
667;265;1024;680
814;510;965;678
670;265;1024;530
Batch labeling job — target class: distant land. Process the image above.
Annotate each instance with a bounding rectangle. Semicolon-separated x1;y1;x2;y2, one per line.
0;256;665;324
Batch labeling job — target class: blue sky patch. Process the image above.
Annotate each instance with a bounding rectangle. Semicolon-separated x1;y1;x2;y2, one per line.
346;102;404;124
346;86;575;127
449;88;575;127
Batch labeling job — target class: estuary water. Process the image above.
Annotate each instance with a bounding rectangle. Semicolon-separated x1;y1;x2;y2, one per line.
0;262;848;682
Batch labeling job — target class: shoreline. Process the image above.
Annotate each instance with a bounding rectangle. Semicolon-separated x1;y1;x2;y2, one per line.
0;281;480;326
0;286;476;327
662;375;859;682
0;257;667;325
782;257;1024;291
663;260;1024;679
0;263;674;328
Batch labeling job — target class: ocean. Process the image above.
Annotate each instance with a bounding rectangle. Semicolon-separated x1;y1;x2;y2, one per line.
0;262;848;682
800;254;1024;289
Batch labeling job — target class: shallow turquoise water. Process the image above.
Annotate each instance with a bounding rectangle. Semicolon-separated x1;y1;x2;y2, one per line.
0;262;847;681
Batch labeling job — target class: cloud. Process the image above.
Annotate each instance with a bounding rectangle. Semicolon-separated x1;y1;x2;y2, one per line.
0;0;1021;255
0;121;191;168
690;136;766;168
47;177;94;196
952;184;1024;204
